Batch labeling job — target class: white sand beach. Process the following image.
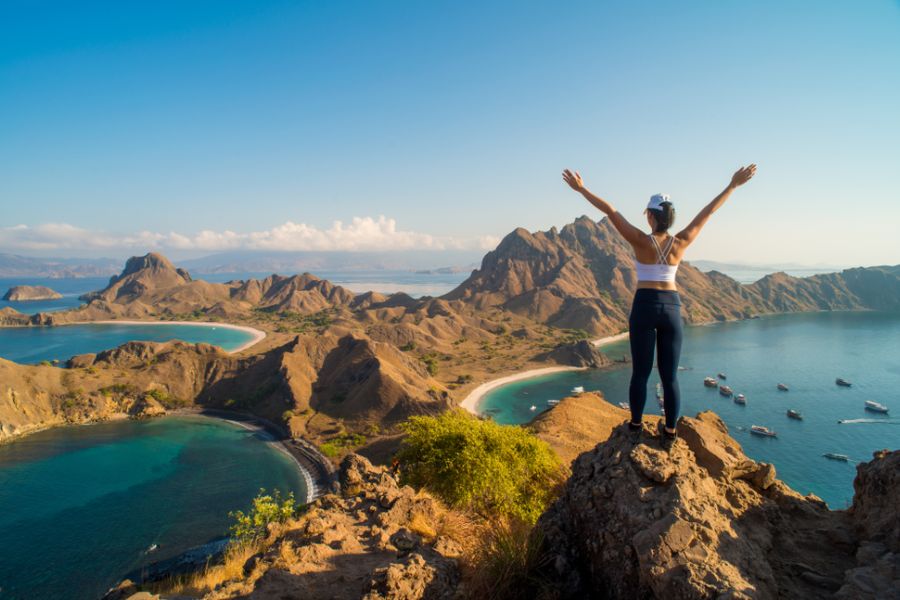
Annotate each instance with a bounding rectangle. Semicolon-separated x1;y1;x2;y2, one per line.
460;365;588;416
591;331;629;347
73;320;267;354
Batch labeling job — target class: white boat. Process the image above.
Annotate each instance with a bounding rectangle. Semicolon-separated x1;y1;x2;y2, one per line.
777;383;789;391
864;401;889;414
146;543;159;553
546;399;560;406
750;425;777;438
703;377;718;388
571;386;585;395
734;393;746;405
618;402;629;410
656;382;663;398
823;453;849;462
529;405;537;411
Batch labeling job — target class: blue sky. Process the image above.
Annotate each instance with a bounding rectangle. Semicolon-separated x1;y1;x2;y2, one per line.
1;0;898;265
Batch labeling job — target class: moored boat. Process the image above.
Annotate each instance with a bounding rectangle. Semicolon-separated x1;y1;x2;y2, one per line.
864;400;889;414
835;378;852;387
718;372;727;380
571;386;585;395
656;382;663;399
777;383;789;391
618;402;629;410
823;453;849;462
719;385;733;397
786;409;803;420
703;377;718;388
734;393;746;405
529;405;537;411
750;425;777;438
546;399;560;406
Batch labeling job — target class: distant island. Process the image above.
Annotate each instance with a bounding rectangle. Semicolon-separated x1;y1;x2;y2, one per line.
2;285;62;301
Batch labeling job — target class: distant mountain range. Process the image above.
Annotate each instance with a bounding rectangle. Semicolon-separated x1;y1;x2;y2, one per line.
0;250;481;278
0;253;121;278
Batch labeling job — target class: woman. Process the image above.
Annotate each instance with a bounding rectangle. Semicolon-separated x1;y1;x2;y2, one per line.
562;164;757;446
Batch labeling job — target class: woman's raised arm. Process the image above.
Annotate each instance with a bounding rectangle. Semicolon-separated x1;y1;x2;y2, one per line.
562;169;645;245
676;164;757;245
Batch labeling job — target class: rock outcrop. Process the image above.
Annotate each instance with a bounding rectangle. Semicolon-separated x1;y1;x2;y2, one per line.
537;411;899;599
2;285;62;300
200;454;462;600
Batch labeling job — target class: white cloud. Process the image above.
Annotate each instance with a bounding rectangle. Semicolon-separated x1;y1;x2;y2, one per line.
0;217;494;253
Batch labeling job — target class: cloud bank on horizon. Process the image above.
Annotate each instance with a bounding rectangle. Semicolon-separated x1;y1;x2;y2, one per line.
1;217;501;255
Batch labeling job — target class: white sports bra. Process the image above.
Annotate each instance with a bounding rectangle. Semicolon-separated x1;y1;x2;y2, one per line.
634;235;679;283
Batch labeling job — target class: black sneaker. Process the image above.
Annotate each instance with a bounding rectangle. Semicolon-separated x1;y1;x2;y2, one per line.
628;421;643;442
657;420;677;450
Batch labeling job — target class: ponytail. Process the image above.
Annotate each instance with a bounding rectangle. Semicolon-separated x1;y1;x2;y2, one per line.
649;201;675;233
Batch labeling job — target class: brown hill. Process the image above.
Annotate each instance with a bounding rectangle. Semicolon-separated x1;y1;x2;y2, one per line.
443;216;889;335
3;285;62;301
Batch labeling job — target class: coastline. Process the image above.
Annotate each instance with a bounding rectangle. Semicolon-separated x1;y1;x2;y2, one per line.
460;366;587;416
591;331;629;348
67;319;267;354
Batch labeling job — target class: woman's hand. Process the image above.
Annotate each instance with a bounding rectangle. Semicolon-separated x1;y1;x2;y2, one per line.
729;164;757;189
562;169;585;192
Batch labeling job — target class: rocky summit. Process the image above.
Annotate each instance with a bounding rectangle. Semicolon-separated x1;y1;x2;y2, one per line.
537;411;900;599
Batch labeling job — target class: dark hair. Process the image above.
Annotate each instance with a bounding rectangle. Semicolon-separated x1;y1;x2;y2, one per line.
648;202;675;233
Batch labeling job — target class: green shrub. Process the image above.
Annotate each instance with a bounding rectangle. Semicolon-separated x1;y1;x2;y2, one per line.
397;411;565;524
228;489;298;541
400;341;417;352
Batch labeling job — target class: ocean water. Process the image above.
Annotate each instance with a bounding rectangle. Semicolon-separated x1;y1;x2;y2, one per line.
480;311;900;509
0;415;306;600
0;322;256;365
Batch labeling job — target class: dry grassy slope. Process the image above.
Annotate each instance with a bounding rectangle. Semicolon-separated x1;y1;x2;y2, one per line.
529;392;633;465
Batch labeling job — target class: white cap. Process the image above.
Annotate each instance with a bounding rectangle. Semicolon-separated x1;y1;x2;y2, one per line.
646;193;672;211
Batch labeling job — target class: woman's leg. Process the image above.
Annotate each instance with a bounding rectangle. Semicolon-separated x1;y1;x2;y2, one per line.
656;304;684;430
628;302;656;425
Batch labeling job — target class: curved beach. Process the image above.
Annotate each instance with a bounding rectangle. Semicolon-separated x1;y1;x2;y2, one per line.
460;331;629;416
460;366;588;416
74;320;266;354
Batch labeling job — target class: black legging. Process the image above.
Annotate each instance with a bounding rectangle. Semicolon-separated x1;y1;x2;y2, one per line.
628;289;683;429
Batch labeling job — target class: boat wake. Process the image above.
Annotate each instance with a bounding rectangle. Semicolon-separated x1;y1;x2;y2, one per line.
838;418;900;425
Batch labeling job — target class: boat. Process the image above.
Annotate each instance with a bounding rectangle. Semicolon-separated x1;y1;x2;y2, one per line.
823;453;849;462
750;425;777;438
718;372;727;380
786;409;803;420
656;383;664;399
703;377;718;388
719;385;733;397
734;393;746;405
658;396;665;408
618;402;629;410
529;405;537;412
546;399;560;406
146;543;159;553
777;383;789;391
864;401;889;414
835;378;852;387
571;386;585;395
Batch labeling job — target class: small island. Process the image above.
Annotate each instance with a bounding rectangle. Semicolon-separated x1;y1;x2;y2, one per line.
2;285;63;301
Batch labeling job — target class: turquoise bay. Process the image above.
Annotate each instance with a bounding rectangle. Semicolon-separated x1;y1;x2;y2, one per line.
0;322;256;364
480;311;900;509
0;416;307;600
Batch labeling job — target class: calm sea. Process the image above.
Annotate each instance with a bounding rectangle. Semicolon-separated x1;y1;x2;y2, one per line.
0;322;256;365
0;415;306;600
480;311;900;509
